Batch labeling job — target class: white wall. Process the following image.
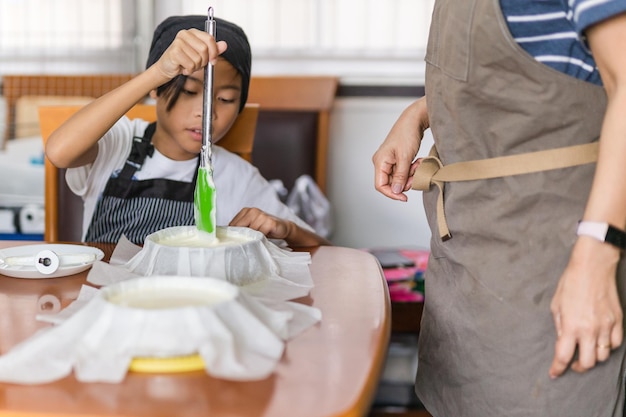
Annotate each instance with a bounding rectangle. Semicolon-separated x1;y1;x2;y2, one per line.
326;97;433;249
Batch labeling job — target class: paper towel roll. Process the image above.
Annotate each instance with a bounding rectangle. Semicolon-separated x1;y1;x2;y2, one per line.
0;209;16;234
0;96;6;149
19;204;44;234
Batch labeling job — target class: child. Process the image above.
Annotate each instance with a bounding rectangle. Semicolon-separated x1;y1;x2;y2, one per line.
45;15;330;247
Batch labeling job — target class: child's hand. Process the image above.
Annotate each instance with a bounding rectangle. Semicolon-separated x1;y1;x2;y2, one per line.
156;28;228;79
229;207;295;241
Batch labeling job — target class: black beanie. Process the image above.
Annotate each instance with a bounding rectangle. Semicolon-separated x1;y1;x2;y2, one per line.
146;15;251;112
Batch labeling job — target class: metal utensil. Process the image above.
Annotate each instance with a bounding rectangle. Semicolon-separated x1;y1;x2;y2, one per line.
194;6;218;240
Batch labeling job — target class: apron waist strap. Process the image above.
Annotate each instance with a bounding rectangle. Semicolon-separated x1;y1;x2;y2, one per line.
412;142;599;240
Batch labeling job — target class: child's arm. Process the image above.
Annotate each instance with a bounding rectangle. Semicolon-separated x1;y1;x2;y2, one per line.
45;29;227;169
229;207;332;247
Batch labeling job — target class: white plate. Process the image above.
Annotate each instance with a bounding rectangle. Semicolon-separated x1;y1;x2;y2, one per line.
0;244;104;279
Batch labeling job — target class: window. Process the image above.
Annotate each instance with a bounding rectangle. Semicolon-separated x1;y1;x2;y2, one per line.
0;0;434;83
0;0;125;50
181;0;433;53
175;0;435;83
0;0;136;74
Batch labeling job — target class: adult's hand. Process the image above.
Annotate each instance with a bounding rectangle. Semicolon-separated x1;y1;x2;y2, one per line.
372;96;429;201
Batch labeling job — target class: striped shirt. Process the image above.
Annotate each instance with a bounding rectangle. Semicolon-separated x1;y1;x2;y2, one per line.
500;0;626;85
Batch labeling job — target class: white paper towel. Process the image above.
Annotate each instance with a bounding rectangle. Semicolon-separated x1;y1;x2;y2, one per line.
88;226;316;301
1;276;321;384
0;226;323;384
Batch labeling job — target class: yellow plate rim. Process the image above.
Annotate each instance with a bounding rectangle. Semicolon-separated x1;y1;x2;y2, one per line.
129;353;205;373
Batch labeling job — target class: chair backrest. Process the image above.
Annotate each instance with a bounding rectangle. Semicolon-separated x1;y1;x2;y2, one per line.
39;102;259;242
247;76;338;194
14;95;95;138
2;74;134;146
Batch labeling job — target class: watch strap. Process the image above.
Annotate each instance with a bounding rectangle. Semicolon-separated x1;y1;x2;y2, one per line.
576;221;626;250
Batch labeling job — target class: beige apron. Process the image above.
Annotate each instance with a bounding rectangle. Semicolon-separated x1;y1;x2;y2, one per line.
414;0;626;415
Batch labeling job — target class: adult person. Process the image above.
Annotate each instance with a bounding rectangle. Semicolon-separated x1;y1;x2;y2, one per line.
373;1;626;415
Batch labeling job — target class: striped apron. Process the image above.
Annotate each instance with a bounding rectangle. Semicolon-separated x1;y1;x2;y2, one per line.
413;0;626;415
85;122;197;244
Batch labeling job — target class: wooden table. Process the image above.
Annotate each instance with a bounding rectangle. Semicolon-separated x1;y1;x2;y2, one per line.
0;241;391;417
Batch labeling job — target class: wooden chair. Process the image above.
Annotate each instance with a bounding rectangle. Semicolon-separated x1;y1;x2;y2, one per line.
2;74;134;145
39;103;259;242
247;76;338;194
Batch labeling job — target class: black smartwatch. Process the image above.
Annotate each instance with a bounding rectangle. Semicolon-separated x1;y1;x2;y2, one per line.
576;221;626;251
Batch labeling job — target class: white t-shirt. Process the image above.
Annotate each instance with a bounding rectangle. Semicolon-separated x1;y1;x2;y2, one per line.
66;117;310;240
